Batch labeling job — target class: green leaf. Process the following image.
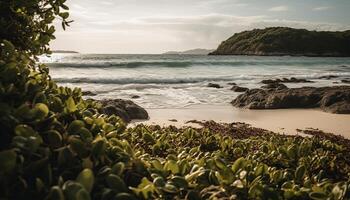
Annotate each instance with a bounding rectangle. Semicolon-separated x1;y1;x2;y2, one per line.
309;192;328;200
142;132;155;144
34;103;49;119
61;4;69;10
69;138;88;158
15;124;36;137
130;178;155;199
115;193;137;200
231;157;246;174
111;162;125;176
106;174;128;192
164;160;180;174
295;165;306;181
78;127;93;142
59;12;69;19
47;186;65;200
67;120;85;134
66;97;77;113
76;169;94;193
0;150;17;174
92;139;106;157
76;188;91;200
47;130;62;148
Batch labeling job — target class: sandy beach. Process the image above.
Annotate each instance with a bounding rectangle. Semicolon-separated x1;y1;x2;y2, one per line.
134;104;350;138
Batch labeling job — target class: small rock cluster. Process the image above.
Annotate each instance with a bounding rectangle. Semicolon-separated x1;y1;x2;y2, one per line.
232;86;350;114
98;99;149;122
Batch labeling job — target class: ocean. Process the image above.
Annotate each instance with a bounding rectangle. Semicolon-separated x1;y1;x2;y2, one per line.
41;54;350;109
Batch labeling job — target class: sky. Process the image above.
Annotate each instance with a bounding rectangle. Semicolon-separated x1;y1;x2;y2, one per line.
51;0;350;54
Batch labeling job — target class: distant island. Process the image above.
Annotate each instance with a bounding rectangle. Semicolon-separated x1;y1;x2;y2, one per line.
209;27;350;57
164;48;214;55
52;50;79;53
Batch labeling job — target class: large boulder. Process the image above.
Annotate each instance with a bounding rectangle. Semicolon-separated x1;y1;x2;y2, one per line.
342;79;350;84
231;86;249;92
261;83;288;90
260;77;313;84
207;83;222;88
98;99;149;122
232;86;350;114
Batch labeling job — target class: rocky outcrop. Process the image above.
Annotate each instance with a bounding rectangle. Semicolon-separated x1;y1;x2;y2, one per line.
207;83;222;88
98;99;149;122
210;27;350;56
319;75;339;80
131;95;141;99
260;77;313;84
231;86;249;92
82;91;97;96
261;83;288;90
231;86;350;114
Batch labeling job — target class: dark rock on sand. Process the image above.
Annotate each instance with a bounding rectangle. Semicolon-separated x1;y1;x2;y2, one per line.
227;82;237;85
131;95;141;99
319;75;339;80
341;79;350;84
99;99;149;122
231;86;350;114
207;83;222;88
261;77;313;84
231;86;249;92
261;83;288;90
82;91;97;96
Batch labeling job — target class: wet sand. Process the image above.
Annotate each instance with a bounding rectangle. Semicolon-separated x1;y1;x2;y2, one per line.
134;104;350;138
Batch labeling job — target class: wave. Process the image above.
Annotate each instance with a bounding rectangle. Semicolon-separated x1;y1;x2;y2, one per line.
54;76;253;85
46;60;345;69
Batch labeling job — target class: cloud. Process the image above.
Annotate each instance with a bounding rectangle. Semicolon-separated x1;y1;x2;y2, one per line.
269;6;289;12
52;12;350;53
313;6;330;11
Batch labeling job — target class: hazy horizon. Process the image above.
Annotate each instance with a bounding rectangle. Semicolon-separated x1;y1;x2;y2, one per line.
51;0;350;54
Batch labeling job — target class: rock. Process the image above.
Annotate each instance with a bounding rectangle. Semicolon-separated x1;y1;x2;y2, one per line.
231;86;350;114
82;91;97;96
231;86;249;92
227;82;237;85
169;119;178;122
260;77;313;84
98;99;149;122
131;95;140;99
319;75;339;80
341;79;350;84
207;83;222;88
261;83;288;90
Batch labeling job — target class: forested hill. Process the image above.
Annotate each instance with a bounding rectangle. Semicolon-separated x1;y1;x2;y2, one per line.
210;27;350;56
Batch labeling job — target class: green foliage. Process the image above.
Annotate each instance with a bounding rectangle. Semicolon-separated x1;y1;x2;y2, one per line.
0;0;72;57
1;0;350;199
211;27;350;56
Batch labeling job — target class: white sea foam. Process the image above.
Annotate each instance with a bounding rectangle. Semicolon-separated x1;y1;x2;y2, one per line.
44;54;350;108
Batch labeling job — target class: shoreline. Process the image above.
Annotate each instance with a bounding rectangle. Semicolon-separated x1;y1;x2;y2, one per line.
133;104;350;138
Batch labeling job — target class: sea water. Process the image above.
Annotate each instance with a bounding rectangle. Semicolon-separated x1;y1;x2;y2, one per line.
41;54;350;108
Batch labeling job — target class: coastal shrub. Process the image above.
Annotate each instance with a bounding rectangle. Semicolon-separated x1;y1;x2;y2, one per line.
1;0;350;200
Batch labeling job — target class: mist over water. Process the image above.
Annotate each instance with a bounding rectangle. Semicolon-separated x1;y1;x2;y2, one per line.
42;54;350;108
